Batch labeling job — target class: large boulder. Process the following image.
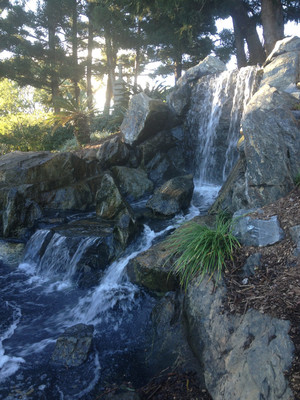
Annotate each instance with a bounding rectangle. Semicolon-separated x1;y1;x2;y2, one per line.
168;56;226;118
146;175;194;216
185;276;294;400
120;92;175;146
96;135;130;168
126;241;178;292
242;85;300;207
111;166;153;201
51;324;94;367
137;126;187;185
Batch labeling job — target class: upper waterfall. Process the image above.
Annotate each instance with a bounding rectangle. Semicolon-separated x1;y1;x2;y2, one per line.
185;65;259;186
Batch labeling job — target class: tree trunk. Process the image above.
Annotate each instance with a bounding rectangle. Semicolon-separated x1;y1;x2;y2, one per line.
133;19;141;94
71;0;80;107
104;33;116;114
232;16;247;68
87;13;93;113
231;0;266;65
174;53;183;83
261;0;284;55
48;12;60;112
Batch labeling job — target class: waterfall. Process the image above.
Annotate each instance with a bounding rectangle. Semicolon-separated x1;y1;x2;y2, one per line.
186;66;259;187
20;229;103;284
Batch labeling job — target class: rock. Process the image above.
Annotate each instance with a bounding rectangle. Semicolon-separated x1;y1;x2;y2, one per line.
137;126;186;185
261;52;300;95
242;85;300;208
264;36;300;65
0;151;102;237
120;92;175;146
232;213;285;247
95;173;129;219
51;324;94;367
146;175;194;217
2;188;42;238
0;241;25;267
289;225;300;256
242;253;262;277
96;135;130;168
111;166;153;201
146;292;202;376
95;173;140;249
168;56;226;117
126;241;178;292
185;276;294;400
46;181;94;211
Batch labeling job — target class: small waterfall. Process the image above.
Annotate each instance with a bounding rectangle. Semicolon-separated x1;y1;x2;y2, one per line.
222;66;259;180
20;229;103;283
186;65;259;187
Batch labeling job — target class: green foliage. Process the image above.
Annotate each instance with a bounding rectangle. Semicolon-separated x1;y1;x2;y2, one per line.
91;110;124;133
166;214;240;290
134;82;171;101
0;112;74;154
51;92;93;146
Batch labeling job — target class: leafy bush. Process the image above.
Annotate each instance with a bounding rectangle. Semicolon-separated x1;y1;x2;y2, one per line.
0;112;74;154
166;214;240;290
91;111;124;134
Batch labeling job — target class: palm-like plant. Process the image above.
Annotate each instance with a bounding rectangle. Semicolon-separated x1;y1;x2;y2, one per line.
52;92;94;146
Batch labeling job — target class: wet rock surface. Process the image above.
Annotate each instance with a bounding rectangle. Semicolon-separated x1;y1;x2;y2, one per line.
146;175;194;217
126;241;178;292
51;323;94;367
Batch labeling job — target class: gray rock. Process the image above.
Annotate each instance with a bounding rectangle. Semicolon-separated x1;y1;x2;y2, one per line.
261;51;300;93
168;56;226;117
232;214;285;247
242;253;262;277
289;225;300;257
95;173;128;220
147;292;202;376
0;151;102;238
264;36;300;65
96;135;130;168
121;93;174;146
185;276;294;400
242;85;300;208
146;175;194;216
126;241;178;292
51;324;94;367
111;166;153;200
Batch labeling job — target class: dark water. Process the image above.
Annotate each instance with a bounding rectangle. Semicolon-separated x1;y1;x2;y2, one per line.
0;185;220;400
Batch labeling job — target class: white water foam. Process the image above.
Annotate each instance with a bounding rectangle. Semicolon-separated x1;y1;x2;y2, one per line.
0;302;25;383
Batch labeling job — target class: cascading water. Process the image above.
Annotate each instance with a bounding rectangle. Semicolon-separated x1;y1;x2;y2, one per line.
186;65;258;189
0;64;260;399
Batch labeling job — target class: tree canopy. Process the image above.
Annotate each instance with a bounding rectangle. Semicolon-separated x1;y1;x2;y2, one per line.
0;0;299;112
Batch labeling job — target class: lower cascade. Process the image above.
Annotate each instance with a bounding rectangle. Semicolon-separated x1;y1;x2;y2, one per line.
1;37;299;399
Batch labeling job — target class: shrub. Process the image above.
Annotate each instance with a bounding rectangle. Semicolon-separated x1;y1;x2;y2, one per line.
166;214;240;290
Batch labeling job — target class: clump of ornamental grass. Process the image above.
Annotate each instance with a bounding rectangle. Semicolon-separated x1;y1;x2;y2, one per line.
295;171;300;187
166;213;240;290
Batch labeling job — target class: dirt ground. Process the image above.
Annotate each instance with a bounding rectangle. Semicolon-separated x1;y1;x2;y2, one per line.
223;186;300;399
